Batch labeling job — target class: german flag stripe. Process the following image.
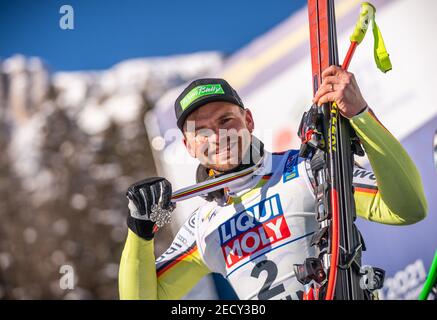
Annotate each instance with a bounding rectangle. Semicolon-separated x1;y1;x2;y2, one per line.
156;243;197;277
354;183;378;195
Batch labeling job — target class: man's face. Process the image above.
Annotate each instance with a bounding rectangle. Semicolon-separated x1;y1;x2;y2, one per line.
182;101;254;173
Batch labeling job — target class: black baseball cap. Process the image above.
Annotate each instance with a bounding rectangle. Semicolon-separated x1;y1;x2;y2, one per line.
174;78;244;130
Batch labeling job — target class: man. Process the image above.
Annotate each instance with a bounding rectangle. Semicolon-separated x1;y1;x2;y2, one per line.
118;67;428;300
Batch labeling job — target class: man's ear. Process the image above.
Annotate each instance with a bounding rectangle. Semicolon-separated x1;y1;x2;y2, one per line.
182;135;196;158
244;108;255;133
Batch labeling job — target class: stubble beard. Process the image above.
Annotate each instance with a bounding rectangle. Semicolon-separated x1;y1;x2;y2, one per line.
199;130;252;173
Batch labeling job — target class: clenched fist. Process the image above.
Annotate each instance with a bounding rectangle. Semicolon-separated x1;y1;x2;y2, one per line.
126;177;175;240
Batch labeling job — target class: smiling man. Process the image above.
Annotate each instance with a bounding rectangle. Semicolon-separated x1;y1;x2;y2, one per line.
183;101;253;173
118;72;428;300
178;79;256;175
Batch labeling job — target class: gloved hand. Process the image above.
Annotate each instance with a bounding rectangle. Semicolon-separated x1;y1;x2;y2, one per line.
126;177;175;240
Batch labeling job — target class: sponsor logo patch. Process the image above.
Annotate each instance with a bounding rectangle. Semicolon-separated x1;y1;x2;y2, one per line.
180;84;225;110
219;194;291;268
283;151;299;182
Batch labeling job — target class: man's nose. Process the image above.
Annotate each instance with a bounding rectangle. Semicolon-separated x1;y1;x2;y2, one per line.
207;127;222;144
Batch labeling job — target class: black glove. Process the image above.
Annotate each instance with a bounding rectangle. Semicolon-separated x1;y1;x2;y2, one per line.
126;177;175;240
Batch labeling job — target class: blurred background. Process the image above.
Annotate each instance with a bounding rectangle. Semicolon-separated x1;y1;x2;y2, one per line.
0;0;436;300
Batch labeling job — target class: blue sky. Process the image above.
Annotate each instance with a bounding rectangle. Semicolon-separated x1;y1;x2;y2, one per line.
0;0;306;71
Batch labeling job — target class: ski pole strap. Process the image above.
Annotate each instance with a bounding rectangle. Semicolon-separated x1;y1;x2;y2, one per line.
372;17;392;73
350;2;392;73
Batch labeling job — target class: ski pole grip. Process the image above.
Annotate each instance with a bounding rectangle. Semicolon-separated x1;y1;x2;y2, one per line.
350;2;375;44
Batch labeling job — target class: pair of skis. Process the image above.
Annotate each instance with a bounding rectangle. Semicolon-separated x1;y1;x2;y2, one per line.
294;1;390;300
